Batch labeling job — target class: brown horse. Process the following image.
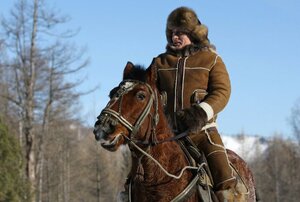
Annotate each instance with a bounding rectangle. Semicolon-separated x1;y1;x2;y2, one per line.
93;62;257;202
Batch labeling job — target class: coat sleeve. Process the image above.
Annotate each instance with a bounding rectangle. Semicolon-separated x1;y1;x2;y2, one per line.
199;55;231;120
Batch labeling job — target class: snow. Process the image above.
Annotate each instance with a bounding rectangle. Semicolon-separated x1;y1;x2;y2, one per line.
222;135;268;161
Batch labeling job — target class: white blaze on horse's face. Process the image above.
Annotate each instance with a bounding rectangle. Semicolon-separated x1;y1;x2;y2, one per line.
110;81;135;101
123;81;135;90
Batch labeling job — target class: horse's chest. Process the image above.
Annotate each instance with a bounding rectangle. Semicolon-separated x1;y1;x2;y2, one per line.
132;181;184;202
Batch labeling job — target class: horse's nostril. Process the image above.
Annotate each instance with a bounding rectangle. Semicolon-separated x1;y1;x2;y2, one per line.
106;123;115;134
98;122;115;135
111;119;117;127
93;130;100;141
94;133;100;141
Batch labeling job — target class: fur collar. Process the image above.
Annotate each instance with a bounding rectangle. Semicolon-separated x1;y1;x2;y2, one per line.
166;44;203;57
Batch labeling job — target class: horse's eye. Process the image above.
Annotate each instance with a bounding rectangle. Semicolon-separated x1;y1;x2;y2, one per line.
136;92;146;101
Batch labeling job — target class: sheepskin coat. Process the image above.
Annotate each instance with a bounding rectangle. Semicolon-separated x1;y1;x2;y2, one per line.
149;45;231;129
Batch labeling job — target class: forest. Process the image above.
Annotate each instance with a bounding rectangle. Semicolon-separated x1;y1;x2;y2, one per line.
1;0;300;202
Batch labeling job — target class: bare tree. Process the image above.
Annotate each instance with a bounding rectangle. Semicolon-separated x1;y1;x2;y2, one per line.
0;0;88;201
251;136;300;202
290;98;300;145
0;38;12;123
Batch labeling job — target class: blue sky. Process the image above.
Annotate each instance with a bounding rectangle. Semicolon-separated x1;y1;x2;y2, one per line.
1;0;300;137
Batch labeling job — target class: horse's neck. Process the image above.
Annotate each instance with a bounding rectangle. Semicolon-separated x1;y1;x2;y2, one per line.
144;112;188;180
131;136;188;184
130;110;194;200
131;107;190;183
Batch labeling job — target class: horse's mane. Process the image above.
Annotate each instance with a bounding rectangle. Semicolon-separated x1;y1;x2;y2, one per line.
123;64;147;82
109;64;147;98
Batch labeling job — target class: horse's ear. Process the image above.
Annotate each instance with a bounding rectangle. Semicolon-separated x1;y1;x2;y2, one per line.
146;60;157;86
123;61;134;79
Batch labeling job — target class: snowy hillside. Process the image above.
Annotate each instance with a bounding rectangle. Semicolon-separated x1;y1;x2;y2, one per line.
222;135;268;161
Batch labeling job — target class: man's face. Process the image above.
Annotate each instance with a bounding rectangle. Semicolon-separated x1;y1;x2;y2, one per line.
171;30;192;50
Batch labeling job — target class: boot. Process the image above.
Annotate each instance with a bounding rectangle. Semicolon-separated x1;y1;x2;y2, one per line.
215;187;247;202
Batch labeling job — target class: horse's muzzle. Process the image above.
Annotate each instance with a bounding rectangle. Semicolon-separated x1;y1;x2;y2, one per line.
93;114;117;141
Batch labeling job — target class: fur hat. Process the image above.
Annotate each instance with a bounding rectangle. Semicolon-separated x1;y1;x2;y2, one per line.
166;7;211;48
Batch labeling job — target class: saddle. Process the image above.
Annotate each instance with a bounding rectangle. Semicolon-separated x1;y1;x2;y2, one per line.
178;137;249;202
177;137;215;202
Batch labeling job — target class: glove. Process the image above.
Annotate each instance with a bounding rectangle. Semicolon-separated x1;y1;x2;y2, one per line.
176;104;207;132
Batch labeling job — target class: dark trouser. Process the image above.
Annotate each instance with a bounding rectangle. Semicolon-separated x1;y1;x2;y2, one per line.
189;127;236;191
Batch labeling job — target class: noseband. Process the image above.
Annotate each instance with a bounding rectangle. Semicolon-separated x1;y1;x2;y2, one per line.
99;80;159;145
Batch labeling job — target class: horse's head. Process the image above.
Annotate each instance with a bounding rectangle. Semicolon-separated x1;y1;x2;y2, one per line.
93;62;159;151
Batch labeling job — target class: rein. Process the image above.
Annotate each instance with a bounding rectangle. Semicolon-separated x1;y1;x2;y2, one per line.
101;79;201;177
102;79;204;201
101;79;191;146
123;134;203;179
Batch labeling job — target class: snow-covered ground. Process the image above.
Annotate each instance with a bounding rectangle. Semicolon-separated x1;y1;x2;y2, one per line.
222;135;268;161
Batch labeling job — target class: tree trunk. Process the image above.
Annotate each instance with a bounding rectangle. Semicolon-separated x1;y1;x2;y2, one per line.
96;146;101;202
1;0;89;200
25;0;38;200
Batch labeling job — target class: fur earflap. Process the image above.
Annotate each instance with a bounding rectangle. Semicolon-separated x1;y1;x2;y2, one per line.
166;7;211;48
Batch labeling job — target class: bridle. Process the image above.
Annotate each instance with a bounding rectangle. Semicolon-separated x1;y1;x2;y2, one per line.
98;79;205;202
99;79;159;145
99;79;191;145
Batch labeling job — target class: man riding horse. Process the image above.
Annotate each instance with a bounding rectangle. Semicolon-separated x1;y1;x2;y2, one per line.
146;7;237;201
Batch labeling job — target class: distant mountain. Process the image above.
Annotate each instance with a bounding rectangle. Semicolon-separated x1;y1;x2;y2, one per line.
222;134;269;161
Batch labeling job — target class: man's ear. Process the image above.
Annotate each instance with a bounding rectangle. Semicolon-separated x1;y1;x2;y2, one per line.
123;61;134;79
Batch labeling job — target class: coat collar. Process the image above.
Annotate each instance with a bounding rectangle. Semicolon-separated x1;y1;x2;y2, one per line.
166;44;205;57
